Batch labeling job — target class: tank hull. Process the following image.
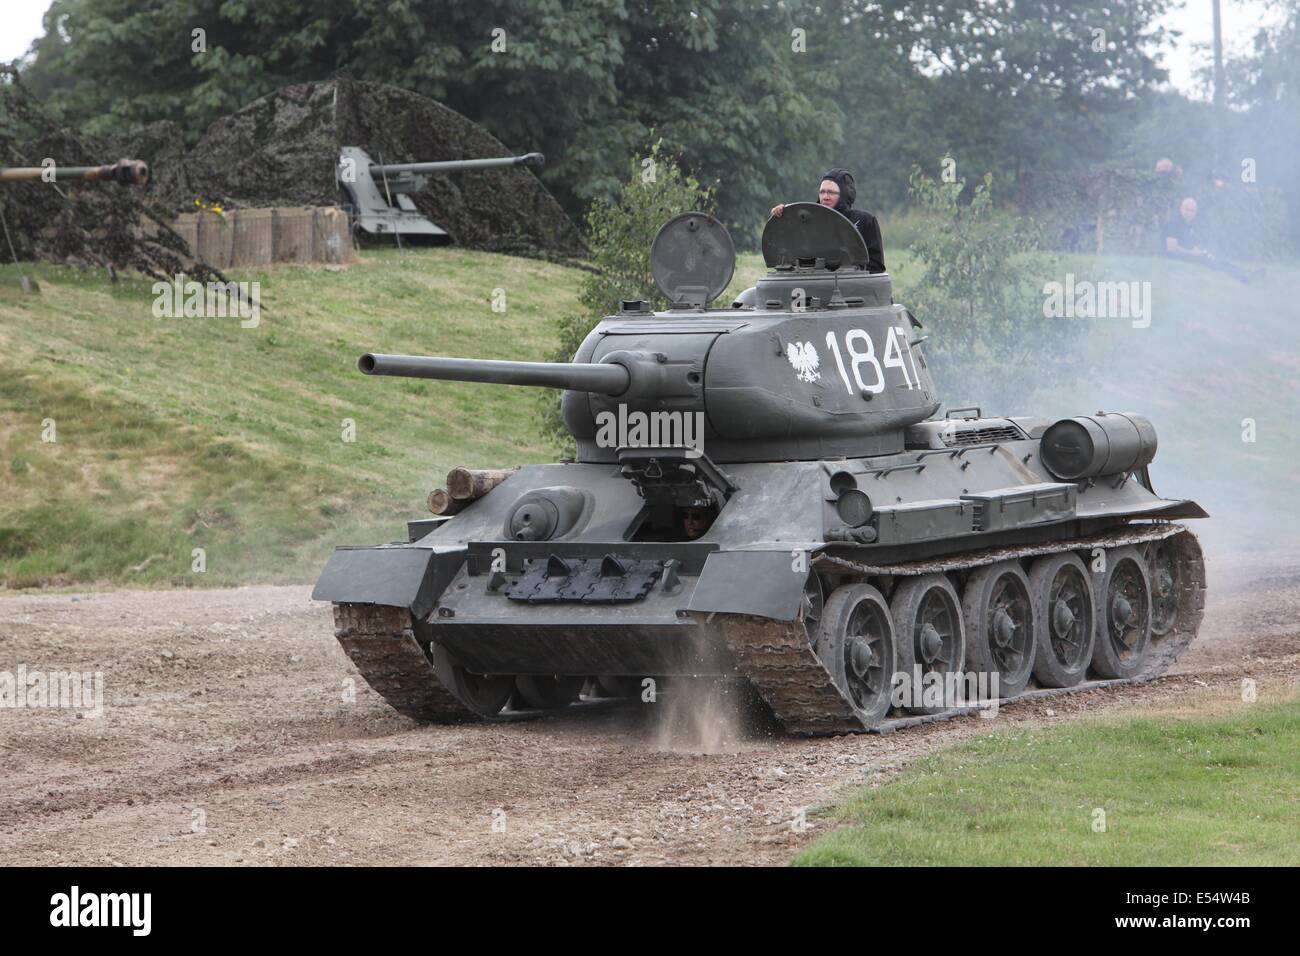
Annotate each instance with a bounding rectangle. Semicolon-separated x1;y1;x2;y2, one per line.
315;437;1207;733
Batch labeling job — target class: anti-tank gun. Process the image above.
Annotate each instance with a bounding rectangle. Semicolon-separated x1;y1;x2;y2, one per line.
336;146;544;239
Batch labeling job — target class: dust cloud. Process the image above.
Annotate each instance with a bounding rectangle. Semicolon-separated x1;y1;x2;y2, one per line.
649;678;757;755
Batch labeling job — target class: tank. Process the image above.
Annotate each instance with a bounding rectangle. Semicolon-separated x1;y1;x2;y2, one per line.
313;205;1208;732
337;146;544;239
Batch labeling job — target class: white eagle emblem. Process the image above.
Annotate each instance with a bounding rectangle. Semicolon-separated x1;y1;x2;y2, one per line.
786;341;820;383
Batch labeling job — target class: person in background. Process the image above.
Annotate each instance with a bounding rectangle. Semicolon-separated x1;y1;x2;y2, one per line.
1148;157;1184;236
1163;197;1261;284
771;167;886;273
1154;157;1182;180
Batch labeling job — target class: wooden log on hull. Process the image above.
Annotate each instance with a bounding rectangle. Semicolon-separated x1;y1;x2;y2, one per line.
427;488;466;515
446;467;517;501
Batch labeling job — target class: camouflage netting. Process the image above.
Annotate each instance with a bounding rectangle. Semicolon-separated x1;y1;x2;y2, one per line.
0;66;228;283
140;77;586;259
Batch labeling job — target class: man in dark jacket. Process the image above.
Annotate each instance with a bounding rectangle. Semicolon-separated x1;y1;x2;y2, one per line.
771;167;886;272
1163;196;1260;284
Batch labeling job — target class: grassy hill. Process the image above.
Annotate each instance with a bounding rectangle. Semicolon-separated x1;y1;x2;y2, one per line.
1;246;1295;588
0;249;577;587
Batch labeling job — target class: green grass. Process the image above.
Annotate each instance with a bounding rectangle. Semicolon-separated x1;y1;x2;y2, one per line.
0;243;917;589
0;248;579;587
794;695;1300;866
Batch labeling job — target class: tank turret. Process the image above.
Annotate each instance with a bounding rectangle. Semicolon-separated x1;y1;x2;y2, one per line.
359;206;939;462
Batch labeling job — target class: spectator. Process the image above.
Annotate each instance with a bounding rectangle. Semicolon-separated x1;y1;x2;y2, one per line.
1154;157;1183;180
1150;157;1183;228
1163;197;1261;284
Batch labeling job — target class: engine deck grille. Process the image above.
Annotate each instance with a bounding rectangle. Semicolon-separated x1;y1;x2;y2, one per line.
941;424;1023;447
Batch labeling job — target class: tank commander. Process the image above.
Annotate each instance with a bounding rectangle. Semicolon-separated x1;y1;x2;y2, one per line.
771;167;886;273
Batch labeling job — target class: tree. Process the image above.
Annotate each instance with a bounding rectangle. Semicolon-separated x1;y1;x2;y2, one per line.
18;0;1197;241
829;0;1176;210
21;0;835;241
1221;0;1300;247
905;164;1065;413
540;141;715;447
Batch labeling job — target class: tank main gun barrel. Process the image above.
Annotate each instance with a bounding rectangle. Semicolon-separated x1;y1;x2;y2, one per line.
0;158;149;186
369;153;544;176
358;353;629;395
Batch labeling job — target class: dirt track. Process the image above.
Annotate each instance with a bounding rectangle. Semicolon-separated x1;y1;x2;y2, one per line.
2;551;1297;866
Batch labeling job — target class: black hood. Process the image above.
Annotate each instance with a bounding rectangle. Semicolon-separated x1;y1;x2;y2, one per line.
821;167;857;212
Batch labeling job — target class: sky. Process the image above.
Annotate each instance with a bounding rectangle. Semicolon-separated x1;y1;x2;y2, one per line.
0;0;1288;98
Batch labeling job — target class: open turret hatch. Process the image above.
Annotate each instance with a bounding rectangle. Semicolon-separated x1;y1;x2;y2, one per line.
761;202;870;270
650;212;736;308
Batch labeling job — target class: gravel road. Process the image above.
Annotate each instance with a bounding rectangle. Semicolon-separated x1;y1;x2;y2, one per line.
2;550;1296;866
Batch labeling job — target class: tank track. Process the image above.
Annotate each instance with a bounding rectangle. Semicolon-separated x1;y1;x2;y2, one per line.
334;525;1206;735
716;523;1206;736
715;617;866;735
332;602;473;721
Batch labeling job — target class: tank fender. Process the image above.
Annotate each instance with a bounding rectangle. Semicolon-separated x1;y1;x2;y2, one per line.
687;550;811;621
311;546;465;619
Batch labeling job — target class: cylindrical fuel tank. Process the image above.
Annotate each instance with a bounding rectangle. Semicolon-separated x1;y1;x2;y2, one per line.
1040;412;1158;480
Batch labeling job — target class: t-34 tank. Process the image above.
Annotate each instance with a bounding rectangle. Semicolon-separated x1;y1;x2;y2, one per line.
313;204;1207;732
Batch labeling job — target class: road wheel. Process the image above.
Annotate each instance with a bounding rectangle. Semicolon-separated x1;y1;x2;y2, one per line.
890;574;965;714
514;675;585;710
1090;545;1152;679
430;644;515;716
1146;540;1179;637
962;561;1036;699
1029;553;1095;688
812;583;896;728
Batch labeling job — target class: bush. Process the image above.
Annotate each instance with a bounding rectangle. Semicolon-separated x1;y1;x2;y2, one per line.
906;164;1068;414
539;141;716;447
